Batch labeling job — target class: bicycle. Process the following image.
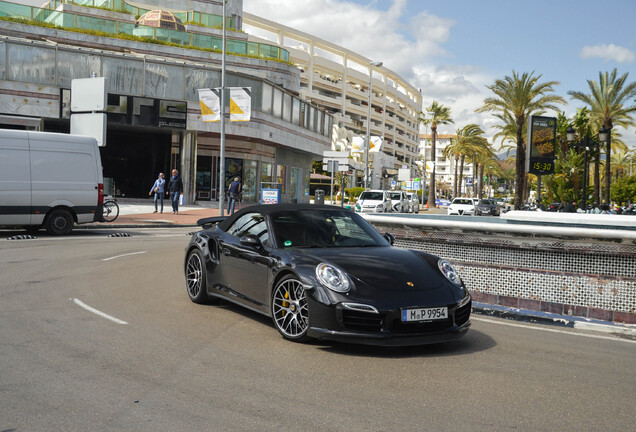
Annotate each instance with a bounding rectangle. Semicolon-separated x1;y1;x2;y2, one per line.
103;198;119;222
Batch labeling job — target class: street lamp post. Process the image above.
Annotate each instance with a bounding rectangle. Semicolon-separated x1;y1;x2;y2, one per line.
567;125;601;210
364;61;382;190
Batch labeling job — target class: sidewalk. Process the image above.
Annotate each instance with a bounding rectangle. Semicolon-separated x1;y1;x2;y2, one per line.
88;199;237;228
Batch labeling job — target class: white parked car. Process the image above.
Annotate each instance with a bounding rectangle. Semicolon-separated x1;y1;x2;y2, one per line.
406;192;420;213
356;190;391;213
388;190;409;213
448;198;475;216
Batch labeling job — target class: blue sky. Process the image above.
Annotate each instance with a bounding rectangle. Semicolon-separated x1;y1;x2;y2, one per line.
244;0;636;149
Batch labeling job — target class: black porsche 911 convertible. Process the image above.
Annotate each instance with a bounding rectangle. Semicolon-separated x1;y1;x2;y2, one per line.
184;204;471;346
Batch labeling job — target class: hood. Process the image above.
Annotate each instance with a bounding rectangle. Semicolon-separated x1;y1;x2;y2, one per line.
295;246;448;292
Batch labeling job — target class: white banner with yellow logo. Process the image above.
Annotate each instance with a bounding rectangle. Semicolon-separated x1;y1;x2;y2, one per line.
230;87;251;121
351;135;382;153
198;88;220;122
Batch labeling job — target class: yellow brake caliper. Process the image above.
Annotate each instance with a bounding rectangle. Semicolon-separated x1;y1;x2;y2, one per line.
282;291;289;316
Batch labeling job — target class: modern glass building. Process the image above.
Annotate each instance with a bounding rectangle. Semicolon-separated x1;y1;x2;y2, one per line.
0;0;331;203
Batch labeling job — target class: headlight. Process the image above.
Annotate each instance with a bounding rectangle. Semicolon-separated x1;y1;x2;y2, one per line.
438;259;462;286
316;263;350;293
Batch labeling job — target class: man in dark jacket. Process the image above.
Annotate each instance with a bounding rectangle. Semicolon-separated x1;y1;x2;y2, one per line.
227;176;241;215
166;169;184;214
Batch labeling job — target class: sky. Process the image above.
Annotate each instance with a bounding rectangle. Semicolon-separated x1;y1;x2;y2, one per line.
243;0;636;150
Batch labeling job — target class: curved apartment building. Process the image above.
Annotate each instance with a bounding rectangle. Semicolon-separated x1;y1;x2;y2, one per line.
243;13;422;189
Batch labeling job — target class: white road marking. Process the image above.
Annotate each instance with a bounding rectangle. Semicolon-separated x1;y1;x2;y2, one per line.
71;298;128;325
102;251;147;261
472;316;636;344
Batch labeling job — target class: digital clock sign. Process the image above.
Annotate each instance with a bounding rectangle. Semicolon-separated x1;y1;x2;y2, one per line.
526;115;556;175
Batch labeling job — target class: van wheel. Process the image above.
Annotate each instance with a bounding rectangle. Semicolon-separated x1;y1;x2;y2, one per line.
45;209;73;235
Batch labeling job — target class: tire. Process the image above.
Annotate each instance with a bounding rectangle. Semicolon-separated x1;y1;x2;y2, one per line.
45;209;73;235
271;274;309;342
185;249;209;304
103;200;119;222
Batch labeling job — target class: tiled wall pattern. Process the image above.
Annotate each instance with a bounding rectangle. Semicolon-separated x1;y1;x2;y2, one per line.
374;225;636;323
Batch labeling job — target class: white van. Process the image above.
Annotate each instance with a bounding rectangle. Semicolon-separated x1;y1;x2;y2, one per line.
0;129;104;235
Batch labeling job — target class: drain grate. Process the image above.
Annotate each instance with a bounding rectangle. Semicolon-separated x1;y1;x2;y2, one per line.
108;233;132;238
7;235;37;240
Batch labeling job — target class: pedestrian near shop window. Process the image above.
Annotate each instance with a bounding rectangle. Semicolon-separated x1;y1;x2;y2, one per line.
149;172;165;213
227;176;241;215
166;169;183;214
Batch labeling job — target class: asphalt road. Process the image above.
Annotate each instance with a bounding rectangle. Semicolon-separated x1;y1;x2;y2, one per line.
1;227;635;432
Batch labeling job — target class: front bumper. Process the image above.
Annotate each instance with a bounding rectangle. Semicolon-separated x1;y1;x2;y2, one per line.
306;299;471;346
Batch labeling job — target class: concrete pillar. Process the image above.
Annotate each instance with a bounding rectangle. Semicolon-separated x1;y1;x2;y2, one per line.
179;131;197;204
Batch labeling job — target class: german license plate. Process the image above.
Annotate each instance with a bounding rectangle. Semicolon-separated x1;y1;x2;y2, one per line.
402;307;448;322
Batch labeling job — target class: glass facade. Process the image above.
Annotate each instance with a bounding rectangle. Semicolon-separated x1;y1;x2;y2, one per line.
0;1;287;62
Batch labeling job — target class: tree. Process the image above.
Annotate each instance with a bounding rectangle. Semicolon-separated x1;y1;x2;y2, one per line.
421;101;453;206
443;124;485;197
568;69;636;204
478;71;565;209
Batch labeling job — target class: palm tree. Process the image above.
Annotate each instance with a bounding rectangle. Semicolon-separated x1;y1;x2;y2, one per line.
611;150;631;181
422;101;453;206
443;124;485;197
474;143;497;198
478;71;565;209
568;68;636;204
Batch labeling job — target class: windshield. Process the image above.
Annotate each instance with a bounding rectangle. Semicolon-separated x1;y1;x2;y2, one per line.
479;199;495;205
453;199;473;205
389;192;403;200
359;191;384;200
271;209;388;248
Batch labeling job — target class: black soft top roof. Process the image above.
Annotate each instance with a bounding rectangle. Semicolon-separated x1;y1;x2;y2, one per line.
216;203;353;231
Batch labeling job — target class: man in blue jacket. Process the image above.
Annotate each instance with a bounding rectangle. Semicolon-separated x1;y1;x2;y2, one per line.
166;169;184;214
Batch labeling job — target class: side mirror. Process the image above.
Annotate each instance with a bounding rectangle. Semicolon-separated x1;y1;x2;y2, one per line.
240;234;263;249
383;232;395;245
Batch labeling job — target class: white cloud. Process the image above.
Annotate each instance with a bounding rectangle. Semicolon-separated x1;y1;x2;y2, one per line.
580;44;636;64
242;0;523;147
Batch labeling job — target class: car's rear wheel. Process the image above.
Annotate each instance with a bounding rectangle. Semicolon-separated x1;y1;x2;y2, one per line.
271;274;309;342
45;209;73;235
185;249;209;304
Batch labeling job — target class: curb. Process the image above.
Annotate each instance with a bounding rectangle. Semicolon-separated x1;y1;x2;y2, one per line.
79;223;198;229
472;302;636;338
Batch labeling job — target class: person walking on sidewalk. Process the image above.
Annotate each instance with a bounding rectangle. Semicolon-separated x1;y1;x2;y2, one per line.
166;169;183;214
149;172;165;213
227;176;241;215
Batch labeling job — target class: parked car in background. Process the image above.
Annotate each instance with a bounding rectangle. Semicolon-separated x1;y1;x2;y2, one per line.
475;199;500;216
447;198;475;216
548;202;562;212
406;192;420;213
388;190;409;213
356;190;391;213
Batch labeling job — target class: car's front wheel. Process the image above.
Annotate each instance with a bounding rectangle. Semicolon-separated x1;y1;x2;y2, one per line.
185;249;209;304
271;274;309;342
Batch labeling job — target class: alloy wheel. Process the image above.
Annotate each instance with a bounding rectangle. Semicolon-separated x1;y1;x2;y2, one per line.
272;276;309;340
